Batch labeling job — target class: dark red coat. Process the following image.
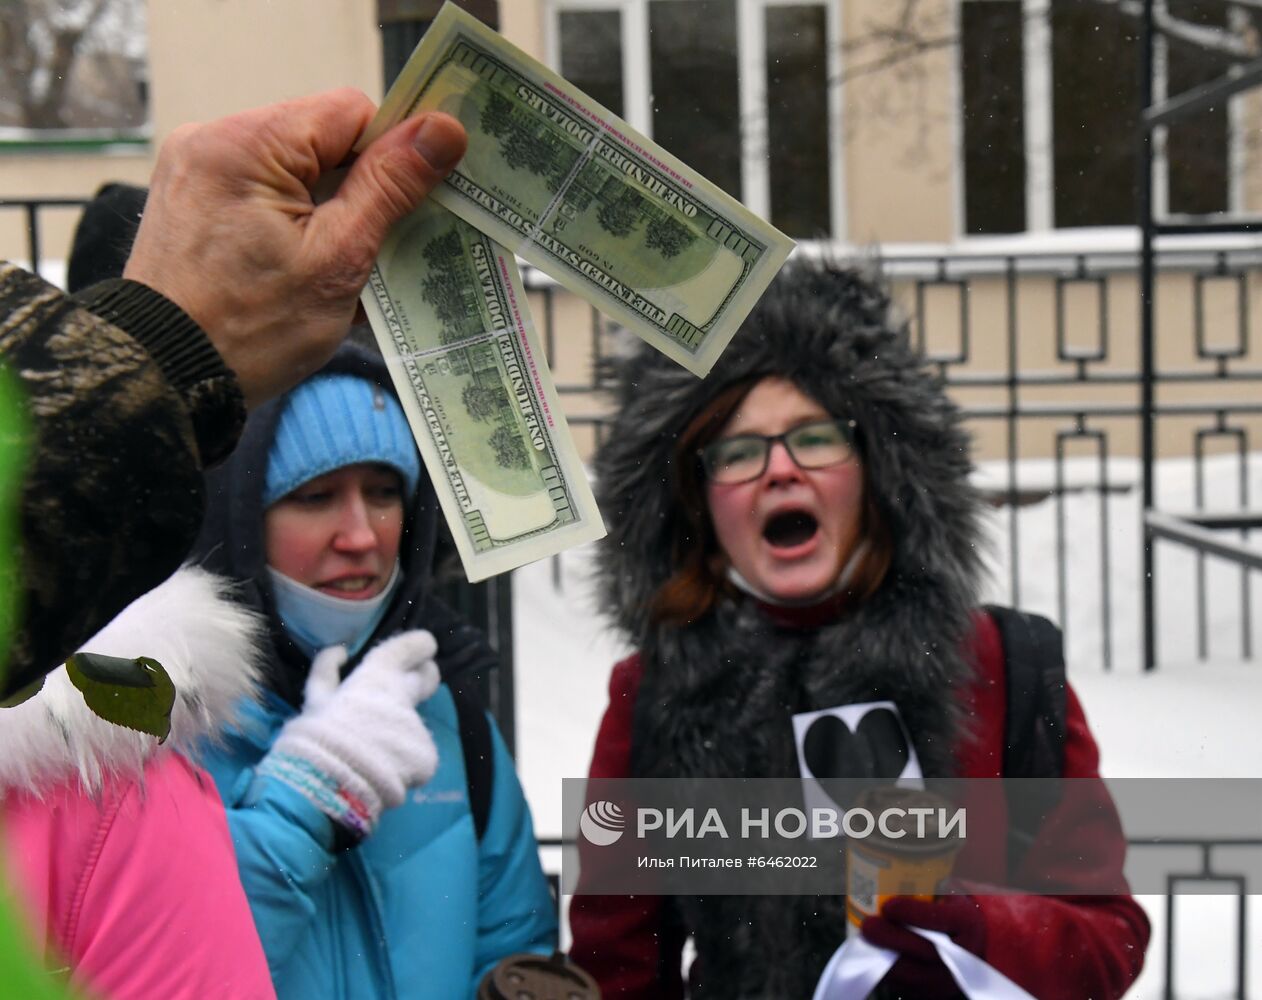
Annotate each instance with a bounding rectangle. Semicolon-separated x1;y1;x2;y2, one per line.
569;610;1150;999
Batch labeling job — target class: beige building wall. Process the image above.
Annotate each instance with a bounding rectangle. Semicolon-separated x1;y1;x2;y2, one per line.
499;0;545;59
884;269;1262;466
841;0;956;244
3;1;1256;257
146;2;383;137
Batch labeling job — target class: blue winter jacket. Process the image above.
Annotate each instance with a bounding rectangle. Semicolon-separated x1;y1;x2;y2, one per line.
190;345;558;998
202;685;557;1000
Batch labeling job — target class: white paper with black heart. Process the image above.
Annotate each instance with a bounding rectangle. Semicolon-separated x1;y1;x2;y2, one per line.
791;701;923;835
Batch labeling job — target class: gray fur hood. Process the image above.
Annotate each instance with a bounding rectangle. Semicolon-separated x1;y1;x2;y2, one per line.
594;259;985;643
0;565;265;796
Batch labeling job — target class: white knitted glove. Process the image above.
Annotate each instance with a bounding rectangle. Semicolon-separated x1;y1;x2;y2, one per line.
257;630;441;838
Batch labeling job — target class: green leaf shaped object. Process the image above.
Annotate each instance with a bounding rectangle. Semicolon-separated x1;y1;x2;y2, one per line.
0;364;80;995
65;653;175;742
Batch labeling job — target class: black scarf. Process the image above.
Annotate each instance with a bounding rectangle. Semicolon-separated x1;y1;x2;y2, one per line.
629;581;976;999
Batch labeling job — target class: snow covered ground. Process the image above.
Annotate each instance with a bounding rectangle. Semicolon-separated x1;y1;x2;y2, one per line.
514;453;1262;998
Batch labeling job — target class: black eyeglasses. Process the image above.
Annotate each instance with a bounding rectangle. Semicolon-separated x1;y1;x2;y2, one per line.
698;419;856;485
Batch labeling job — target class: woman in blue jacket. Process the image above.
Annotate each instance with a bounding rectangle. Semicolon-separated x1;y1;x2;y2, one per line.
193;342;557;1000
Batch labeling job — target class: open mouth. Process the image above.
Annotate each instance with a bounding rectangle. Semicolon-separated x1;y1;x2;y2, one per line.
762;509;819;549
319;576;378;596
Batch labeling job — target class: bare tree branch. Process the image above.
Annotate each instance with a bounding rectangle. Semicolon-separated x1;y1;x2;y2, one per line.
28;0;111;127
836;32;958;87
0;3;37;121
834;0;1260;90
0;0;142;130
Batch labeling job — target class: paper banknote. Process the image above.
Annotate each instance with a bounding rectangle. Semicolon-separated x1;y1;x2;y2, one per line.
361;2;795;376
360;200;605;582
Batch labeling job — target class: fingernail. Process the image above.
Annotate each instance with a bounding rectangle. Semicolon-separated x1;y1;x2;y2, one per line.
413;116;464;172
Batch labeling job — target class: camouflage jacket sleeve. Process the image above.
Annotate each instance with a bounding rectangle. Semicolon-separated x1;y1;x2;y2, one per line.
0;263;245;698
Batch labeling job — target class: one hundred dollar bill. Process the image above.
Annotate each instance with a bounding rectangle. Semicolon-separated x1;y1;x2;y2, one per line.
360;199;605;582
361;2;795;377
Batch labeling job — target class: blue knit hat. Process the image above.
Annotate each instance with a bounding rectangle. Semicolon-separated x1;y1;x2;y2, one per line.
263;374;421;508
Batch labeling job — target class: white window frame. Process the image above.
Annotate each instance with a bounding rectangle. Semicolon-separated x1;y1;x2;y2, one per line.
954;0;1245;239
544;0;845;240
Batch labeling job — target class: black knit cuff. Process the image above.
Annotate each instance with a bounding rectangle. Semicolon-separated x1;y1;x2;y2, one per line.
74;279;246;467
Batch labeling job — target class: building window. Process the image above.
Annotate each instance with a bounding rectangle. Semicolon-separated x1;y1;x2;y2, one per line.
382;19;434;90
558;9;625;115
766;4;831;239
960;0;1244;234
1163;0;1231;217
0;0;148;141
547;0;840;240
648;1;743;200
379;0;499;89
1049;0;1142;228
960;0;1026;234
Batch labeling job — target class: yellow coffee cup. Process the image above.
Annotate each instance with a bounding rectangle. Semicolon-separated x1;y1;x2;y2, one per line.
844;786;962;934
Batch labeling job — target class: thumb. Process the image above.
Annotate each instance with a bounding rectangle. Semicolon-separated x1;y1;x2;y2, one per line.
360;629;439;675
398;659;442;707
316;111;467;259
303;645;349;711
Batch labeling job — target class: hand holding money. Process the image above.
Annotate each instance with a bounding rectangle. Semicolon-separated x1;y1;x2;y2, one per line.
126;89;467;407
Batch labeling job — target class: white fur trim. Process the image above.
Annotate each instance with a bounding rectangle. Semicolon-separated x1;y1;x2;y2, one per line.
0;565;266;796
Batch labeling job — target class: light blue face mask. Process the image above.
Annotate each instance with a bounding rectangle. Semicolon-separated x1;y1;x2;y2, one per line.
267;561;403;659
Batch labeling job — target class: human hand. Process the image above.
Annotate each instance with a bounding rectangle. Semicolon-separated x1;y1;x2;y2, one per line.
124;88;467;408
860;895;987;999
260;629;442;838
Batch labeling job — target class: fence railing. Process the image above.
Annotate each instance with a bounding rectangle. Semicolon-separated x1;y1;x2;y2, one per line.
11;195;1261;674
523;241;1262;674
0;196;89;278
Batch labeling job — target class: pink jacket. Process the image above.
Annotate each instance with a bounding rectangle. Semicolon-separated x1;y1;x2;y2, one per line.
0;567;276;1000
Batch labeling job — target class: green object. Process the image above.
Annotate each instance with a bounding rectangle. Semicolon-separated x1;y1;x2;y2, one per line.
0;367;26;677
0;366;78;995
66;652;175;742
0;132;148;155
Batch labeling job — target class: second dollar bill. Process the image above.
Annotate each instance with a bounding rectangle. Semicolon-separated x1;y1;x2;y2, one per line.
361;200;605;582
364;2;794;377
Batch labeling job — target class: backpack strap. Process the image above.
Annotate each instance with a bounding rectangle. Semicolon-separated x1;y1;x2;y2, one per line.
448;677;494;842
982;605;1068;874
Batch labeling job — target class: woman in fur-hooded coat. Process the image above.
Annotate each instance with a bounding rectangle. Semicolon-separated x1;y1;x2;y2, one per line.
0;567;274;1000
567;260;1149;999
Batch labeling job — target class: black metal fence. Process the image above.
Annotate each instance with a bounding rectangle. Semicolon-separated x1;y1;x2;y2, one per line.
0;196;89;277
11;197;1260;673
527;245;1262;672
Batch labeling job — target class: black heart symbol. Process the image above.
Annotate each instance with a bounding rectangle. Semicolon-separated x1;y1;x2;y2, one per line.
801;708;910;809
